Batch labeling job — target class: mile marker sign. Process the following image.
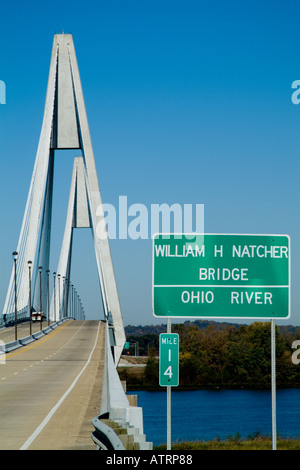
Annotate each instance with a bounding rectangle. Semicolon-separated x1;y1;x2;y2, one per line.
159;333;179;387
152;233;290;320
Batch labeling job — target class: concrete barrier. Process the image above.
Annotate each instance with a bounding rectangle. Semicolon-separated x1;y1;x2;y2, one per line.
32;331;45;340
91;321;152;450
19;335;35;346
3;318;72;353
4;340;21;353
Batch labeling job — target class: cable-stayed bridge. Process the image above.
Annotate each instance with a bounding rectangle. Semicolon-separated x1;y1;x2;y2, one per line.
0;34;152;450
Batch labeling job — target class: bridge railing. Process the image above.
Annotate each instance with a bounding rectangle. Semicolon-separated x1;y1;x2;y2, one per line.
91;320;152;450
3;317;72;353
0;307;29;328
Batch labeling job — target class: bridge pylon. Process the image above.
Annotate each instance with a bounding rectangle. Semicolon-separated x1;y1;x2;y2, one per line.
2;34;125;363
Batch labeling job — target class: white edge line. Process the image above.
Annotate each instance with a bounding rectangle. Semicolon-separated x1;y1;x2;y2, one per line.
19;321;101;450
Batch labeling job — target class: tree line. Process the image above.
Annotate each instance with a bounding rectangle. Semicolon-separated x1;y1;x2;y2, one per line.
121;322;300;389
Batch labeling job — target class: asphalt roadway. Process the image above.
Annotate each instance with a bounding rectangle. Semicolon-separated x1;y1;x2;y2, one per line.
0;320;105;450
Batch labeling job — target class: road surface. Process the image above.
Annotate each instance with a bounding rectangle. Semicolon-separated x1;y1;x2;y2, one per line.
0;320;105;450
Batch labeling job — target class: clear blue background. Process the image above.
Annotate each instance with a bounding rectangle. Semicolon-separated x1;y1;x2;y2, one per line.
0;0;299;326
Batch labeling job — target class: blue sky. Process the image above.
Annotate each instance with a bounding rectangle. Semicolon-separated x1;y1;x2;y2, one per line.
0;0;300;326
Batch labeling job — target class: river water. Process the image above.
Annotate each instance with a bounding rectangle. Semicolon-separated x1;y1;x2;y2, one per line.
128;389;300;447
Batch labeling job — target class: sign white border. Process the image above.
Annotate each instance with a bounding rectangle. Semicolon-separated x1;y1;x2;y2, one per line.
152;233;291;320
159;333;179;387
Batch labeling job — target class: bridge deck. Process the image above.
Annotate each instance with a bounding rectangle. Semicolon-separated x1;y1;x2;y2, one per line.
0;320;105;450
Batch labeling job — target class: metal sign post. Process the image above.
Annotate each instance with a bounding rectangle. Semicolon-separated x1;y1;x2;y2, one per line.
167;319;171;451
271;319;277;450
167;385;171;450
159;318;179;450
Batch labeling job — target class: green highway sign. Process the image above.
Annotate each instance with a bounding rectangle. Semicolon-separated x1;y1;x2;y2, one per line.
153;233;290;320
159;333;179;387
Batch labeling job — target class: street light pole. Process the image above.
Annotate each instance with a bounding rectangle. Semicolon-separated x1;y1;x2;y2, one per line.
53;272;56;322
71;284;74;319
12;251;18;341
74;288;77;319
39;266;43;330
28;260;32;335
62;276;65;318
47;269;50;326
65;278;69;317
58;274;61;320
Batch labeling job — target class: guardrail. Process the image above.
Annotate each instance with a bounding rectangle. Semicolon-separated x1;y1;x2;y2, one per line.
91;320;152;450
91;417;125;450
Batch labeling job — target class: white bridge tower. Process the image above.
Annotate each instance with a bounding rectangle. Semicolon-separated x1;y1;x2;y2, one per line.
2;34;125;363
